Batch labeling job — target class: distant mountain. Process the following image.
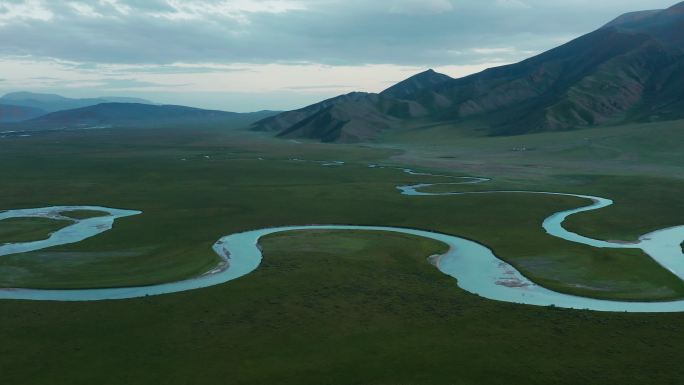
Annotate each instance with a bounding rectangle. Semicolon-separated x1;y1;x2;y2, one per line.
0;92;154;113
253;1;684;142
0;104;46;123
274;94;399;143
251;75;444;142
601;10;662;29
380;69;453;99
3;103;279;132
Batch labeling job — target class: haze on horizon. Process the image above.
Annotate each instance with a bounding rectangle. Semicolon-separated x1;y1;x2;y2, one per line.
0;0;676;112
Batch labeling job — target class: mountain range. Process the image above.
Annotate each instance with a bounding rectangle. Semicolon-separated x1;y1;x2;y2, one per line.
3;3;682;140
26;103;277;129
252;2;684;143
0;92;279;131
0;104;46;123
0;91;157;124
0;92;154;113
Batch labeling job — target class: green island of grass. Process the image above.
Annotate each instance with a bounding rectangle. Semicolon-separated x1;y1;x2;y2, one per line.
0;217;72;244
61;210;109;220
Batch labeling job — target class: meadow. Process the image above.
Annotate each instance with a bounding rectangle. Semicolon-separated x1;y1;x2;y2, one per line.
1;123;683;384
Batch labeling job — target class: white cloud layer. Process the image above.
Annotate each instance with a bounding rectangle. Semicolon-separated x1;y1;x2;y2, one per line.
0;56;510;110
0;0;677;110
390;0;454;15
0;0;53;25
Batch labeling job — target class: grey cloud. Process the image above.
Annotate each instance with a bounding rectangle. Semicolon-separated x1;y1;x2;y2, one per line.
60;61;253;75
17;76;175;89
284;84;355;90
115;66;255;74
96;78;175;89
0;0;677;67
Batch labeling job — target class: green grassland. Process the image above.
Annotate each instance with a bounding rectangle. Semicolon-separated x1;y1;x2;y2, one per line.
0;128;682;299
385;118;684;179
2;229;684;385
0;123;683;384
0;217;72;244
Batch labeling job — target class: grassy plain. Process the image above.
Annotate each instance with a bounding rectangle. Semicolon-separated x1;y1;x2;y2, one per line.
0;128;682;298
0;122;683;384
1;229;684;385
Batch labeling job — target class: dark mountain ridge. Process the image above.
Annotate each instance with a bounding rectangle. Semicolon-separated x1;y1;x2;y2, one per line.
251;70;451;142
252;1;684;142
381;69;453;99
0;104;46;123
31;103;230;125
0;92;154;113
3;103;279;132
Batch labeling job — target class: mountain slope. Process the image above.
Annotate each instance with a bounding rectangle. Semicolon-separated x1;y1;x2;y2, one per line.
254;1;684;143
255;92;434;143
275;96;401;143
380;69;453;99
251;70;449;142
419;1;684;133
0;92;154;113
252;92;376;132
0;104;46;123
427;24;681;133
602;10;662;29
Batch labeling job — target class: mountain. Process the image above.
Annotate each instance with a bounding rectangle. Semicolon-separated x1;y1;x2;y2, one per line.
602;10;662;29
0;92;154;113
251;71;450;142
253;1;684;142
3;103;279;131
0;104;46;123
380;69;453;99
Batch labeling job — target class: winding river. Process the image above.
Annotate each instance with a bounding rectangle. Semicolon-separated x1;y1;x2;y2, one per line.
1;167;683;312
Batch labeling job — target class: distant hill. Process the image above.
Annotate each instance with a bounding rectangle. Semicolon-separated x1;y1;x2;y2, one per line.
3;103;279;132
0;104;46;123
0;92;154;113
380;69;453;99
253;1;684;143
251;71;450;142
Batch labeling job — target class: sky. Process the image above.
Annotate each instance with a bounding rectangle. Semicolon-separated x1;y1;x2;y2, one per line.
0;0;678;111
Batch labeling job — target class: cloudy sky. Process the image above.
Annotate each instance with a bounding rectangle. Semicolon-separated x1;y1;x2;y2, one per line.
0;0;677;111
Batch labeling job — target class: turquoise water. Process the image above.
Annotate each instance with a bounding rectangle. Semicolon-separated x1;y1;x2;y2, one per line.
0;206;140;257
0;169;683;312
